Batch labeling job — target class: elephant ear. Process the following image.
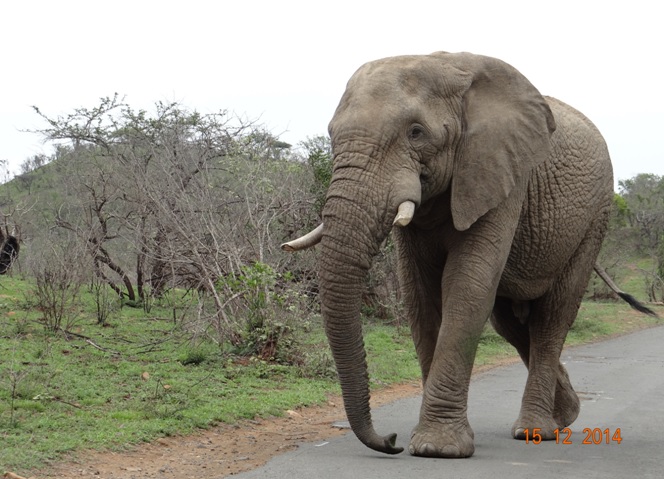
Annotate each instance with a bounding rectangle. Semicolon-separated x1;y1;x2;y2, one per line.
444;53;556;231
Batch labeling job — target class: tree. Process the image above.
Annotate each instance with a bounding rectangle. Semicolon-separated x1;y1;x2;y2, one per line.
618;174;664;251
299;135;332;216
615;173;664;301
19;153;49;174
32;96;253;300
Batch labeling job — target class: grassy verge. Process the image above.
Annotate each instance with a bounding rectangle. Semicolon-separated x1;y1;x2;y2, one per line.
1;277;661;472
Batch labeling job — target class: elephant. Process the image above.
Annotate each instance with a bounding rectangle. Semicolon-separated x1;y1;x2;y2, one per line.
0;233;19;274
282;52;656;459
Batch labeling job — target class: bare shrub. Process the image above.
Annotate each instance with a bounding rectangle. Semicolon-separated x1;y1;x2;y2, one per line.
28;238;86;332
88;275;120;325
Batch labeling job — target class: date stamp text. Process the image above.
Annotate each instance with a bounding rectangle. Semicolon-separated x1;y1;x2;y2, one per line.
523;428;622;445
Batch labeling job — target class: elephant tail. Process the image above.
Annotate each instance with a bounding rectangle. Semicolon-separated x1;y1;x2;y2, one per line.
594;263;659;317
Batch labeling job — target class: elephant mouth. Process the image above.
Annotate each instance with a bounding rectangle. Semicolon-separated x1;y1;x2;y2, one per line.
281;200;416;252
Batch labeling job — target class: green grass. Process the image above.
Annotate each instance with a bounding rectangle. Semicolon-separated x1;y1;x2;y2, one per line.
618;256;655;298
364;325;421;384
475;324;516;367
0;275;661;472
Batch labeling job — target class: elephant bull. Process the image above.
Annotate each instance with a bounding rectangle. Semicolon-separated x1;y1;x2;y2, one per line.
283;52;656;458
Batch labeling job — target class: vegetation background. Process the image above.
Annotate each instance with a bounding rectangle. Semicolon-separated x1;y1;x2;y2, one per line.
0;98;662;473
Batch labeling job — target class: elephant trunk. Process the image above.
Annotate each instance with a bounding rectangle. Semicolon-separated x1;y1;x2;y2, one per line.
319;190;404;455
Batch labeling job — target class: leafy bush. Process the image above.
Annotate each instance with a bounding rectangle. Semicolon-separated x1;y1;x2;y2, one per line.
214;262;313;363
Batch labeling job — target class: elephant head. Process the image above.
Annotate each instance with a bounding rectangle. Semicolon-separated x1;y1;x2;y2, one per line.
283;52;555;454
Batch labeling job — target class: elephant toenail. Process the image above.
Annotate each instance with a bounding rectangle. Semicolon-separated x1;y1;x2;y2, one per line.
442;445;461;457
421;443;437;456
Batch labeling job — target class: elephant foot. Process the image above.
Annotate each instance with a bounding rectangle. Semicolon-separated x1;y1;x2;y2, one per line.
553;364;580;427
409;421;475;458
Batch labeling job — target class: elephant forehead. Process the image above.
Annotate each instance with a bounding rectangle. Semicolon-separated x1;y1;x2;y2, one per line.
350;56;441;99
331;56;470;128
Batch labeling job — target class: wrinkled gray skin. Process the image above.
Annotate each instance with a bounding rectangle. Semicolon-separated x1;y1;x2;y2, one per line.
318;52;612;458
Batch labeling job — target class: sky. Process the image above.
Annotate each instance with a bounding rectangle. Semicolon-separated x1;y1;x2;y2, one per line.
1;0;662;189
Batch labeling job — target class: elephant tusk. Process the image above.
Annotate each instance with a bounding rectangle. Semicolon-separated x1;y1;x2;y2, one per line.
281;223;324;252
393;201;415;227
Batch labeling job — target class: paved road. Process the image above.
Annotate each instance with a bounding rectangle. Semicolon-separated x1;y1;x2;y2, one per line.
236;325;664;479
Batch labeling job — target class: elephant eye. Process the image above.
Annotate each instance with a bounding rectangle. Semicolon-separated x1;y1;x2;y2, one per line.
408;124;426;142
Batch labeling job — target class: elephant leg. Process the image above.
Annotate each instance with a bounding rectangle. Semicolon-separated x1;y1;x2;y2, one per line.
512;232;603;440
409;247;504;458
491;299;579;429
512;295;577;440
552;362;579;428
406;192;525;458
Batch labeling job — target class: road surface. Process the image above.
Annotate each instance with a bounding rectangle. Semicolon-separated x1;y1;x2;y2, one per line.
236;325;664;479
